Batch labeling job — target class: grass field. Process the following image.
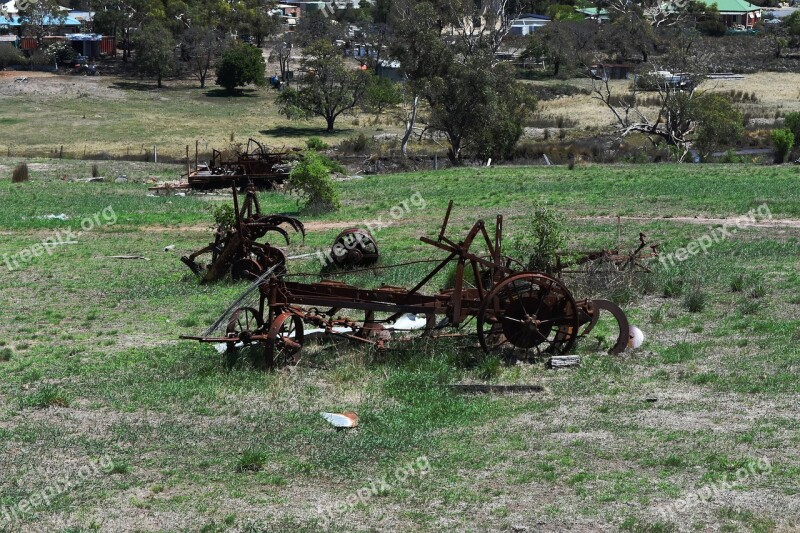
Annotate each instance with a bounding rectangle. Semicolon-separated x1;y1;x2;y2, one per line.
0;74;402;159
1;159;800;532
3;71;800;161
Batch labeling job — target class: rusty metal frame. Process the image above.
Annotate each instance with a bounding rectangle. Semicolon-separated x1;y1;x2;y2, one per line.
183;201;633;368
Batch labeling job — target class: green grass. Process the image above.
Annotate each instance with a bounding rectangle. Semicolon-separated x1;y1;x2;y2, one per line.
0;159;798;530
0;77;400;159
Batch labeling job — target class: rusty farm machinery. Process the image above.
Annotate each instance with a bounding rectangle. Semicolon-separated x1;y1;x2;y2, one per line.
187;138;296;191
181;185;305;283
182;202;639;369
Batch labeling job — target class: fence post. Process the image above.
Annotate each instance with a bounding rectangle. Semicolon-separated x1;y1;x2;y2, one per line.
154;145;158;163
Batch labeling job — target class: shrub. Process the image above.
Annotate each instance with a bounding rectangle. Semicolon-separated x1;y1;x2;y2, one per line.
45;41;76;66
305;137;329;151
12;162;29;183
508;206;566;273
694;93;744;159
210;203;235;231
288;150;340;214
784;112;800;147
91;163;100;178
215;43;266;92
0;46;26;68
771;128;794;163
338;133;374;155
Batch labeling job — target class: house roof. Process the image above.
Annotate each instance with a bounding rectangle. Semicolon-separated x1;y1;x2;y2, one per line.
516;13;551;20
695;0;761;12
576;7;609;16
65;33;102;41
0;15;82;27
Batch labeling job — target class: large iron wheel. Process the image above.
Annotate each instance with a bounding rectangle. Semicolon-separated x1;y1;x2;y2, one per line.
477;273;580;355
330;228;380;268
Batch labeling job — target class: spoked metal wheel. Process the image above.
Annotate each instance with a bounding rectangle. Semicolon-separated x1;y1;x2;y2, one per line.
225;306;264;365
265;312;305;368
230;246;287;281
477;273;580;356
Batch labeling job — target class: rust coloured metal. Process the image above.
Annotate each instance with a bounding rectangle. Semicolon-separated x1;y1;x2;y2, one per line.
188;138;296;191
182;202;636;369
180;184;304;283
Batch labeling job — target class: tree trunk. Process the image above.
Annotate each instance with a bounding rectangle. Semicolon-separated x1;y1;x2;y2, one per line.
447;135;461;165
157;74;162;88
401;95;419;157
326;115;335;132
553;60;560;77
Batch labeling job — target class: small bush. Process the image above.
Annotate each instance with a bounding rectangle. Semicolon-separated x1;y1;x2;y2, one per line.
683;286;707;313
738;298;759;316
45;41;76;66
305;137;329;151
0;348;11;362
650;305;666;325
0;46;26;68
210;203;235;231
91;163;100;178
338;133;374;155
508;206;566;273
771;128;794;163
783;112;800;147
12;162;29;183
288;150;340;214
662;275;685;298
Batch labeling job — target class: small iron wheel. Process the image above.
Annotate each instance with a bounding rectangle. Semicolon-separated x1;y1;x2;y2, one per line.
265;312;305;368
231;258;262;281
226;306;264;341
253;245;287;277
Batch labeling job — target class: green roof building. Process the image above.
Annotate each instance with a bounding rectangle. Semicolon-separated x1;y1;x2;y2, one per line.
698;0;762;28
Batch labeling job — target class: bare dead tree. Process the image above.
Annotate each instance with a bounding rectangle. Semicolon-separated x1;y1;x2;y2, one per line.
605;0;690;28
400;89;419;157
591;64;706;162
447;0;520;56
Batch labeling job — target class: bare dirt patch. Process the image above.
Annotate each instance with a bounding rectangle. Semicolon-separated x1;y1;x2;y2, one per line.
0;74;126;100
578;215;800;229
